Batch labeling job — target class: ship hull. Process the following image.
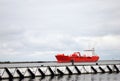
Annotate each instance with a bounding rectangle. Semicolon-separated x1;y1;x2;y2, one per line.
55;55;99;63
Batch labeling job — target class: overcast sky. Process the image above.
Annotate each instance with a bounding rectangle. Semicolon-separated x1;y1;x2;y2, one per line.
0;0;120;61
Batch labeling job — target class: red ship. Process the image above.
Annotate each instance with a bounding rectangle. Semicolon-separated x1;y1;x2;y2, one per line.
55;48;99;63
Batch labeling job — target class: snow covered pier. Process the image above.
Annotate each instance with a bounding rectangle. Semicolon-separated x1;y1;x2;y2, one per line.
0;60;120;79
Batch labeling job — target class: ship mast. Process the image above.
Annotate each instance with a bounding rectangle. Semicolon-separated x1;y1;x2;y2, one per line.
92;48;95;56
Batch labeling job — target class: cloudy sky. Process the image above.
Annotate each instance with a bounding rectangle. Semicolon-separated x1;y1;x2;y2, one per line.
0;0;120;61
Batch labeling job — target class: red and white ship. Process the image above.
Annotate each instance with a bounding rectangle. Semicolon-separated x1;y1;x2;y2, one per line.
55;48;99;63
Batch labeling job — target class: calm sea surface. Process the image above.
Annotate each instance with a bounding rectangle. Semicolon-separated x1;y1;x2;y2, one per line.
1;73;120;81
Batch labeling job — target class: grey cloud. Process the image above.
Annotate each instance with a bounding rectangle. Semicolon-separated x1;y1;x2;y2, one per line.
0;0;120;61
1;0;120;37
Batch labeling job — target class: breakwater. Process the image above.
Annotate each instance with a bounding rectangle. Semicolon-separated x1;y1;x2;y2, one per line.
0;60;120;79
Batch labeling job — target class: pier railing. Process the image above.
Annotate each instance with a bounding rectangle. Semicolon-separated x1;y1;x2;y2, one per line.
0;60;120;79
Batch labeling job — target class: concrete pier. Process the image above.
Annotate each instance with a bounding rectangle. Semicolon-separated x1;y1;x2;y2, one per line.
0;60;120;79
